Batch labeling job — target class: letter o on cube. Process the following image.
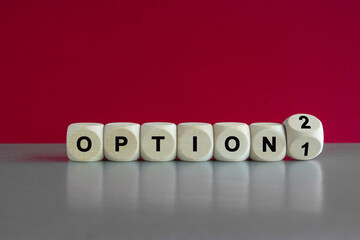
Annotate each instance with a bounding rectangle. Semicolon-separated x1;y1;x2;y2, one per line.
141;122;177;161
283;113;324;160
67;123;104;162
214;122;250;161
104;122;140;161
177;123;213;161
250;123;286;162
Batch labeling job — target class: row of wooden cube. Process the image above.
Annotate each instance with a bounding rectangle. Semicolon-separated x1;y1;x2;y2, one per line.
67;113;324;162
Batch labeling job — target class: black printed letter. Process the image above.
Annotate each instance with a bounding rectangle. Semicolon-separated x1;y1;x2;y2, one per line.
263;137;276;152
77;136;92;152
193;136;197;152
225;136;240;152
152;136;165;151
115;136;128;151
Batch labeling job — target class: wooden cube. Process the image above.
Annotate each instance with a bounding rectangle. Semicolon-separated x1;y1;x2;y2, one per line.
66;123;104;162
140;122;177;161
283;113;324;160
249;123;286;162
104;122;140;161
177;123;213;161
214;122;250;161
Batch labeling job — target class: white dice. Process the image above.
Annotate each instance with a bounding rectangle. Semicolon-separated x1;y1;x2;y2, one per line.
283;113;324;160
66;116;324;162
177;123;214;161
213;122;250;161
249;123;286;162
67;123;104;162
104;123;140;161
140;122;177;161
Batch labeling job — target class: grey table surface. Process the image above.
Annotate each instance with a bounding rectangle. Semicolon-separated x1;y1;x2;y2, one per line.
0;144;359;240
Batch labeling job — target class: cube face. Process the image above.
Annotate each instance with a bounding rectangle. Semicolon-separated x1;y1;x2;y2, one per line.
66;123;104;162
286;114;323;132
284;113;324;160
177;123;213;161
250;123;286;162
140;122;177;161
104;123;140;161
214;122;250;161
288;136;323;160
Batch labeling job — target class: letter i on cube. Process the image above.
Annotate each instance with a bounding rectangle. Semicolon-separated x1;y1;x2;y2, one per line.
177;123;213;161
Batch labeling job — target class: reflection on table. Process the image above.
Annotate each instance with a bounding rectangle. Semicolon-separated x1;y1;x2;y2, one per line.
66;160;323;216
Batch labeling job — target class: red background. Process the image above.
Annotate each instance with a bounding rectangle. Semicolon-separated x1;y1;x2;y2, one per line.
0;0;359;143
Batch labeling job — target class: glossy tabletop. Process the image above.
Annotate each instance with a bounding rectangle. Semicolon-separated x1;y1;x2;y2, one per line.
0;144;359;239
